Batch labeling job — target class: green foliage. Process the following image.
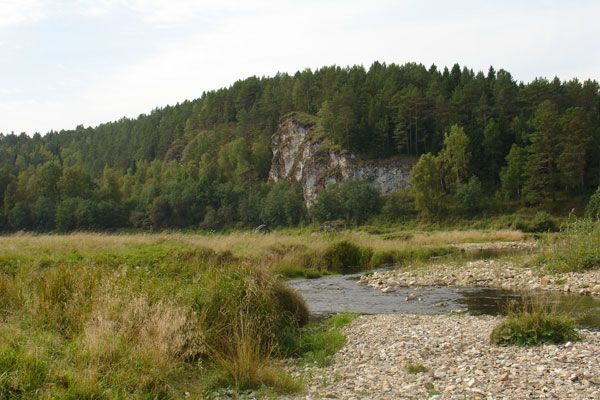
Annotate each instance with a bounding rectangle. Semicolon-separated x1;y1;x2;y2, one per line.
0;242;309;398
558;108;592;192
405;362;428;374
585;187;600;220
512;211;558;233
490;301;581;346
440;124;471;188
541;219;600;273
381;190;417;221
312;181;382;225
0;332;49;399
410;153;446;217
523;100;561;204
260;181;306;227
194;266;308;358
323;241;373;271
455;176;483;213
501;145;527;200
7;203;30;230
1;62;599;230
295;313;357;366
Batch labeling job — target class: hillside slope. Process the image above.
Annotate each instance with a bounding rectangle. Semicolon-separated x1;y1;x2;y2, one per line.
0;62;599;231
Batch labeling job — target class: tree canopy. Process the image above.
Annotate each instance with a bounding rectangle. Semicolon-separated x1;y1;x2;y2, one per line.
1;61;599;231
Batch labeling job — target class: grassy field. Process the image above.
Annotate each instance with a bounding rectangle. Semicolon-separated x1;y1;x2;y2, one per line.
6;224;588;399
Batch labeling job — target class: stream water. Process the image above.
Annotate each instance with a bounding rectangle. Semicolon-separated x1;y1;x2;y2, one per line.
288;271;600;329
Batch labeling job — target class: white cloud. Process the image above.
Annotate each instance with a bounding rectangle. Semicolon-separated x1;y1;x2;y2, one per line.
0;0;46;28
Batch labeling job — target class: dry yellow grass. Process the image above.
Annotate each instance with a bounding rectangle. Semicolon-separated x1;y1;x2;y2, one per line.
0;229;524;260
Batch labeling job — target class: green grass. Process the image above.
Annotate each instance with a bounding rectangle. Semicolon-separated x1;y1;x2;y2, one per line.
490;300;582;346
539;219;600;273
294;313;358;367
0;243;308;398
0;227;535;398
405;362;428;374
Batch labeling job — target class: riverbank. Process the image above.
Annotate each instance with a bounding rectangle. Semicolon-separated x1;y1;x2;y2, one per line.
360;259;600;297
285;314;600;399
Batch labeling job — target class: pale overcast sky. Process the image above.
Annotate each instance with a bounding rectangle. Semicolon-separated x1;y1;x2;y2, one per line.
1;0;599;135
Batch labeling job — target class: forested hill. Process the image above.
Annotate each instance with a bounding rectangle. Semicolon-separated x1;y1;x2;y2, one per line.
1;62;599;232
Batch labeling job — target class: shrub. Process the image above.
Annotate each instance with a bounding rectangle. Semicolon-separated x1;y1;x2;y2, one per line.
323;241;373;271
455;176;483;213
490;301;581;346
381;190;417;221
312;181;382;225
513;211;558;233
260;181;306;227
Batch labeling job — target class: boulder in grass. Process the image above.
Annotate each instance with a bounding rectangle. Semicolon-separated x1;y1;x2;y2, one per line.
255;224;271;234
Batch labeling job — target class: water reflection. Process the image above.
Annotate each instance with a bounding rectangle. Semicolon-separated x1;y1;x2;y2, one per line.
289;274;600;330
457;288;600;329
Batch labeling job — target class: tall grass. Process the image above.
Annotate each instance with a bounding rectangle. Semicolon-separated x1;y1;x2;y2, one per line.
0;228;529;397
540;219;600;273
490;299;581;346
0;244;308;398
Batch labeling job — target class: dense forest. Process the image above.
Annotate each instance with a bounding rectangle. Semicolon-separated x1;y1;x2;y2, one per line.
1;62;599;231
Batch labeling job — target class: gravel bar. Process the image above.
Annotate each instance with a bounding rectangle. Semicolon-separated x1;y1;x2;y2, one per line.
286;314;600;399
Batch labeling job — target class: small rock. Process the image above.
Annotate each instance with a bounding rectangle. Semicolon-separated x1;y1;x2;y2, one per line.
433;369;446;379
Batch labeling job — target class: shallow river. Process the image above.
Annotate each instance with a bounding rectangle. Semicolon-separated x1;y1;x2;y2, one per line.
288;271;600;329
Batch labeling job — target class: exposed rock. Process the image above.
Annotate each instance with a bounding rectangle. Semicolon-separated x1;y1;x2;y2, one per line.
269;112;415;206
283;314;600;400
254;224;271;234
359;258;600;297
319;220;346;232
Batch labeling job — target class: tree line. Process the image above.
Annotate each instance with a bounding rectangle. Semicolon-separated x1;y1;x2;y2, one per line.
0;62;599;231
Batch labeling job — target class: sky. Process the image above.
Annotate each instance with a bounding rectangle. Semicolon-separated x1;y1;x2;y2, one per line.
0;0;599;135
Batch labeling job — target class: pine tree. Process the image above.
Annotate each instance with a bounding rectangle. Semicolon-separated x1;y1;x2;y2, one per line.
558;107;591;192
523;100;561;203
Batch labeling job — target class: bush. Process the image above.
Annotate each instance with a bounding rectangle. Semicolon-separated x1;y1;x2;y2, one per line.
381;190;417;221
8;203;31;231
323;241;373;272
585;187;600;220
490;301;581;346
260;181;306;227
513;211;558;233
312;181;382;225
455;176;483;213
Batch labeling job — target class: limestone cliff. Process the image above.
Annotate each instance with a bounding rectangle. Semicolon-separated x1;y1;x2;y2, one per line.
269;113;415;206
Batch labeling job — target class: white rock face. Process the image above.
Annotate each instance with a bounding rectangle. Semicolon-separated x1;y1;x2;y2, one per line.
269;113;414;206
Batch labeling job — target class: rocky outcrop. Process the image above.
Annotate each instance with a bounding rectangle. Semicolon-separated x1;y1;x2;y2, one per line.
269;112;415;206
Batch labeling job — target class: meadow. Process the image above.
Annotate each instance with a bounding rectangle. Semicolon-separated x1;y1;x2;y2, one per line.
2;221;597;399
